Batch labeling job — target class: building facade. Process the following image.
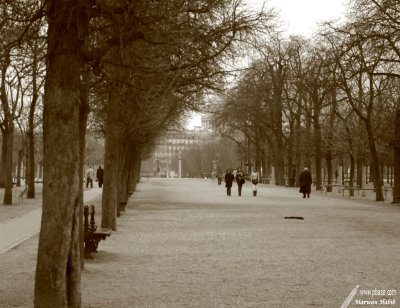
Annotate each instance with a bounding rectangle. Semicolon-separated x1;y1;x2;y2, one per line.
141;126;212;177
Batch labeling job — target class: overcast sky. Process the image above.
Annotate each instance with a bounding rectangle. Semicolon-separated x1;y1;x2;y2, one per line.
253;0;347;36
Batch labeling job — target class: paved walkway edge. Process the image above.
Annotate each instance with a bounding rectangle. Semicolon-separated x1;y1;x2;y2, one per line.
0;188;102;255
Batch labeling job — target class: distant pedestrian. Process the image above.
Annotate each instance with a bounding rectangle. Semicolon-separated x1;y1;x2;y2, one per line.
335;169;339;183
250;167;259;197
224;169;234;196
236;167;245;196
86;166;95;189
299;167;312;198
96;165;104;188
217;168;223;185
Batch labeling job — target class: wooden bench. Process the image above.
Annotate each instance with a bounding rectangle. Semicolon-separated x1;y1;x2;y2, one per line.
84;205;111;258
119;201;127;212
342;187;374;197
320;184;345;193
343;186;393;199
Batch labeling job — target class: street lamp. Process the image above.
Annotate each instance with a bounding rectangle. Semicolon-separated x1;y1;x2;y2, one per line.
178;151;182;178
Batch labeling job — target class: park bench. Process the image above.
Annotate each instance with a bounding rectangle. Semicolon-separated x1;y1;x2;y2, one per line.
84;205;111;258
320;183;344;193
342;186;393;199
119;201;127;212
342;186;374;197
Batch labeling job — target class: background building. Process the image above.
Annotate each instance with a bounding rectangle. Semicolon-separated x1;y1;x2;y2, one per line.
140;113;242;178
141;120;213;177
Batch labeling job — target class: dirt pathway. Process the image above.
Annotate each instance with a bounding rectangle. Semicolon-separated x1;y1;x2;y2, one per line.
0;179;399;307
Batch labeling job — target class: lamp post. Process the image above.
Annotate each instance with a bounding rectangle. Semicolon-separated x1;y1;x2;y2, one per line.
178;151;182;178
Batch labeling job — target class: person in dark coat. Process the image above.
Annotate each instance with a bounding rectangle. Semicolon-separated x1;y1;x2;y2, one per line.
299;167;312;198
224;168;234;196
96;166;104;188
217;168;223;185
235;167;245;196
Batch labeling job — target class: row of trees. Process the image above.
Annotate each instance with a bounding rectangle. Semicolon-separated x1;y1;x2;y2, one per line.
180;138;241;177
214;0;400;203
1;0;275;307
0;0;45;202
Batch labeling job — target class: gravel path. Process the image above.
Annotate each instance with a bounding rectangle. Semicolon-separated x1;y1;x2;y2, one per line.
0;179;399;307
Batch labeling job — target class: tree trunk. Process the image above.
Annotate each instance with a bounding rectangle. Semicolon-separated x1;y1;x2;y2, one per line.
26;105;37;198
78;76;89;269
134;154;142;183
27;39;40;199
272;68;285;186
17;149;23;187
261;148;267;179
287;121;294;187
26;92;38;199
349;151;355;197
393;108;400;203
117;141;133;205
128;151;142;194
313;99;322;191
34;0;85;306
386;165;389;185
326;152;332;192
274;137;285;186
295;112;301;187
255;134;262;172
0;129;7;188
356;150;363;187
369;157;375;184
3;127;14;204
101;90;121;230
365;122;383;201
314;121;322;191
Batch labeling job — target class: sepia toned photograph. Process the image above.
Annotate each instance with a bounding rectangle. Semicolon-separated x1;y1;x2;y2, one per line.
0;0;399;307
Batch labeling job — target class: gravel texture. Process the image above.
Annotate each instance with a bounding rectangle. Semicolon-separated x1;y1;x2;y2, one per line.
0;179;399;307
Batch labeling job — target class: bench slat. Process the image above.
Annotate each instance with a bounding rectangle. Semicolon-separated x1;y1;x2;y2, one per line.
94;229;112;236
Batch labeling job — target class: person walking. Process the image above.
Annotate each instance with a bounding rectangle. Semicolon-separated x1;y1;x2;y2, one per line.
299;167;312;198
250;167;259;197
217;168;223;185
86;166;95;189
96;165;104;188
236;167;245;196
224;169;234;196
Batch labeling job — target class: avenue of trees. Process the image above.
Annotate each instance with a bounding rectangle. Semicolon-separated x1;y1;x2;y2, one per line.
214;0;400;203
1;0;274;307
